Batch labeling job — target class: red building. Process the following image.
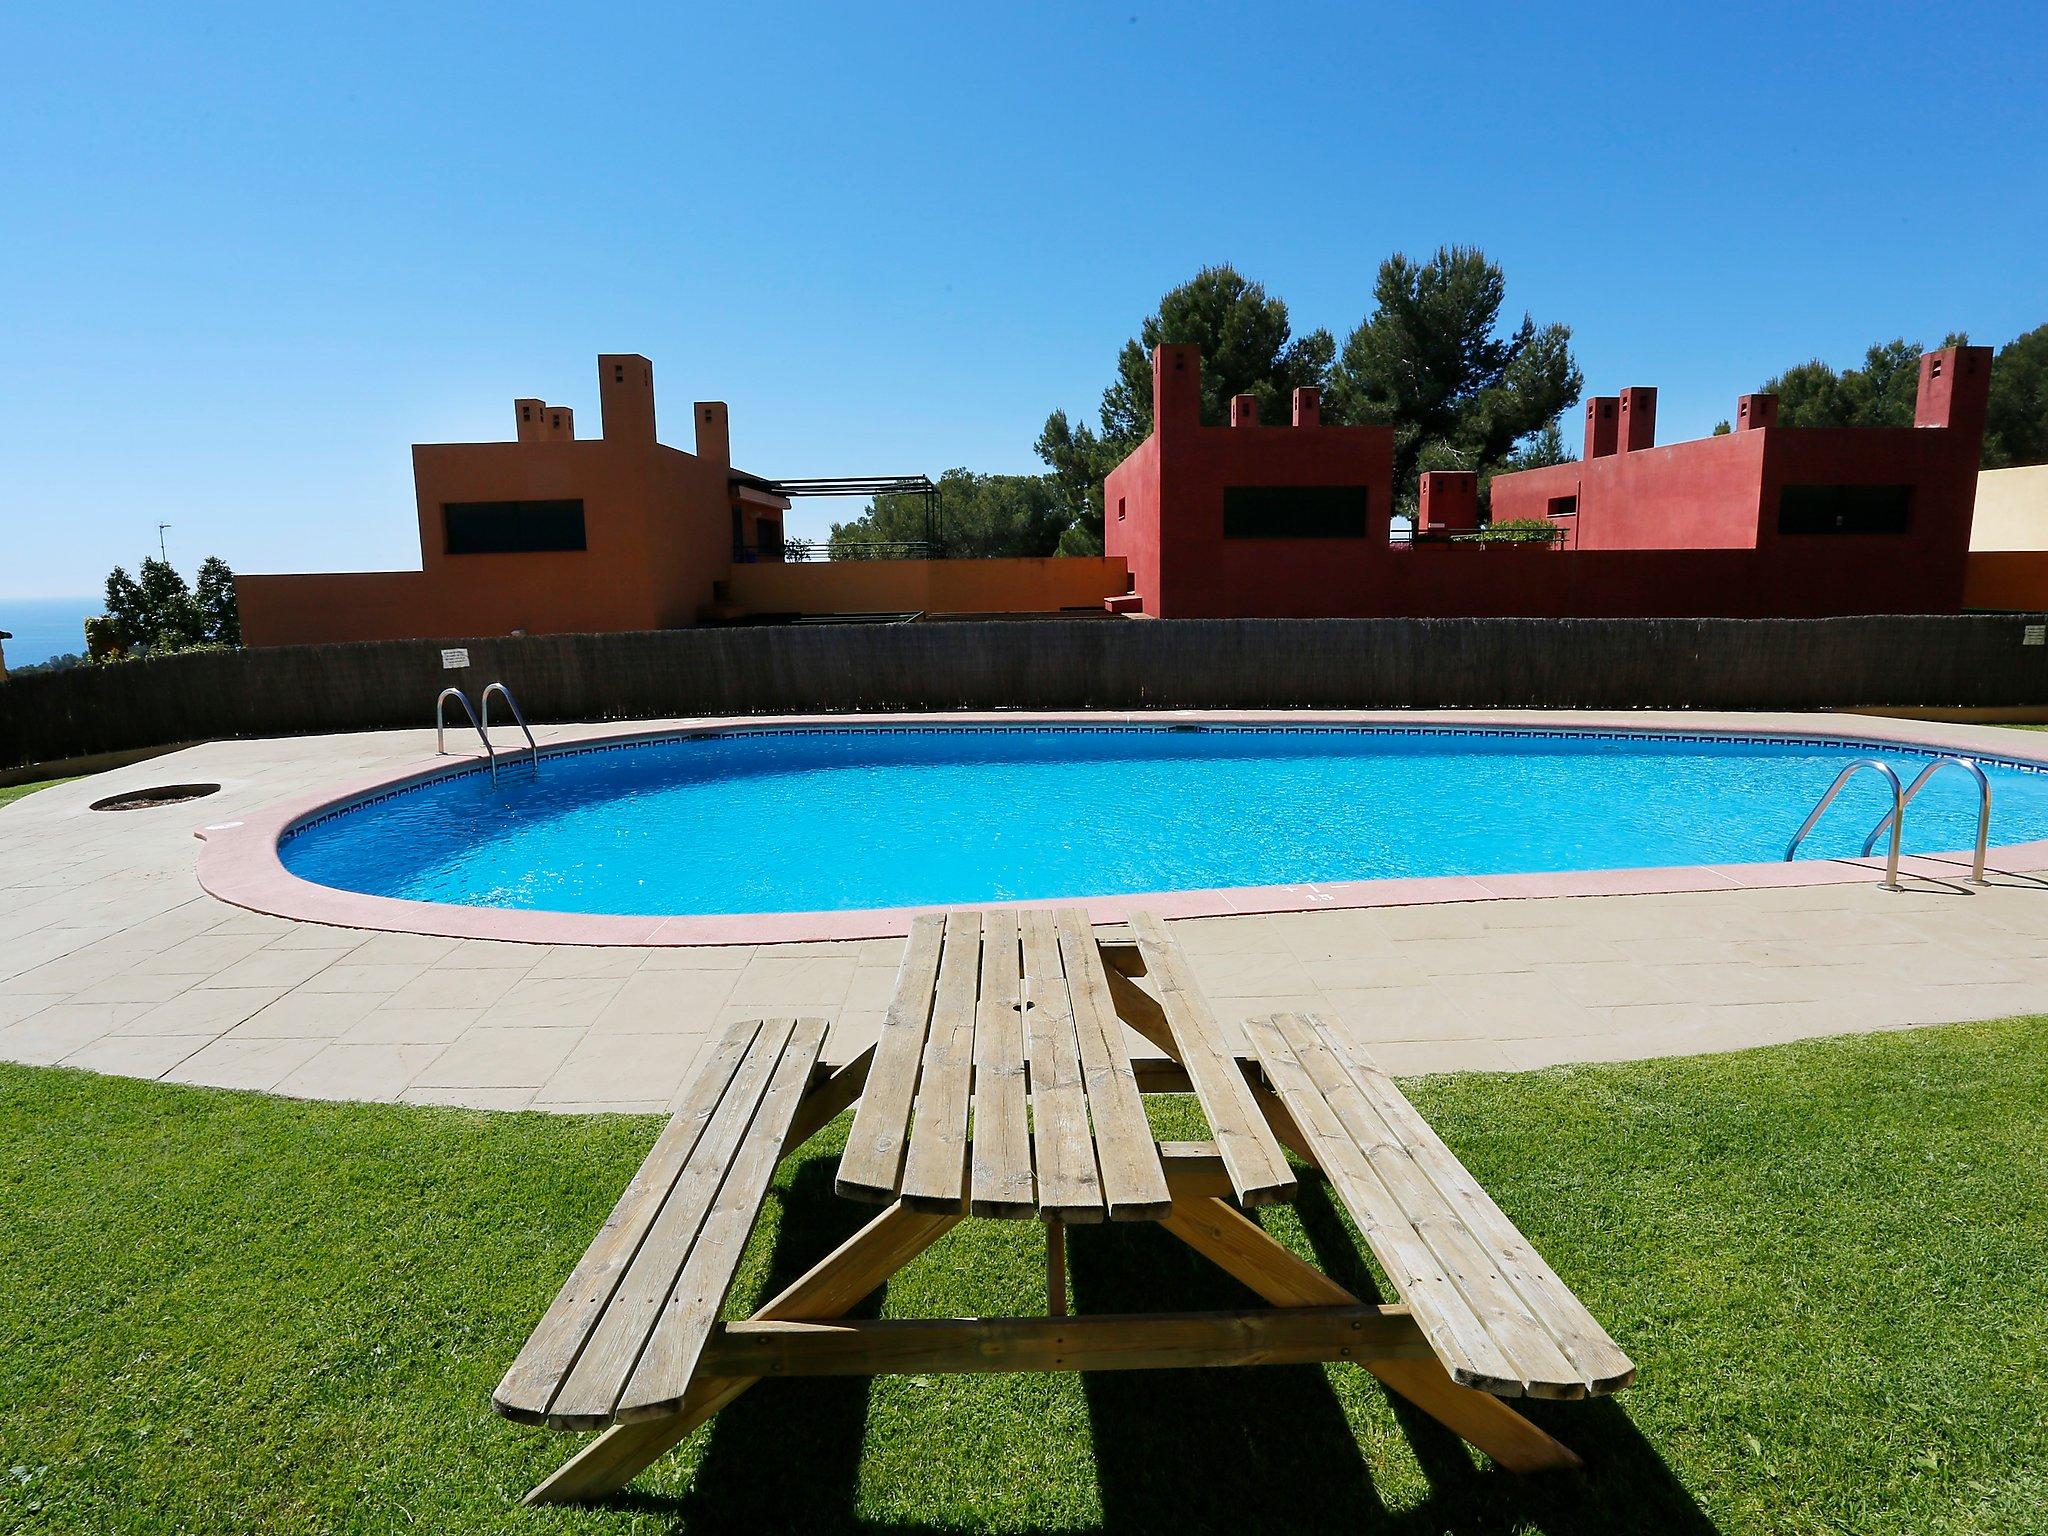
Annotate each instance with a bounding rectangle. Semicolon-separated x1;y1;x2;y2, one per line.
1104;343;1994;619
1103;345;1394;619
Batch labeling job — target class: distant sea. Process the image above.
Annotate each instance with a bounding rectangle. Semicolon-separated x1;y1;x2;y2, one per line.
0;597;97;667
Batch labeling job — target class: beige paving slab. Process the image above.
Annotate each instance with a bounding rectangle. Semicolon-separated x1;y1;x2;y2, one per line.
588;969;740;1032
0;1009;124;1065
67;972;210;1005
1184;949;1324;997
0;994;66;1027
399;1083;539;1111
409;1026;584;1090
382;967;529;1012
197;948;347;991
534;1033;713;1106
477;977;627;1031
338;1007;486;1045
296;962;430;995
275;1043;446;1102
231;989;388;1039
162;1036;330;1092
62;1033;213;1078
121;987;290;1037
725;955;859;1007
524;946;647;981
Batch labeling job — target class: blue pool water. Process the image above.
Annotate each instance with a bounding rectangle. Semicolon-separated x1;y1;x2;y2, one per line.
278;726;2048;917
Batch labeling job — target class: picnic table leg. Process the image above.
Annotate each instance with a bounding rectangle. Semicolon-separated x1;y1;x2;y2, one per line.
1098;956;1315;1163
525;1200;961;1506
1160;1195;1582;1474
1046;1217;1067;1318
781;1044;875;1154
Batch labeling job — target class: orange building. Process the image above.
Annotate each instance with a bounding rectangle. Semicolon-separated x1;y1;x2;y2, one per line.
239;355;795;645
239;354;1127;645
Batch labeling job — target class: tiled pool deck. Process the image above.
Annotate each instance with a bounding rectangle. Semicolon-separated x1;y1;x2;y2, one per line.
5;711;2047;1112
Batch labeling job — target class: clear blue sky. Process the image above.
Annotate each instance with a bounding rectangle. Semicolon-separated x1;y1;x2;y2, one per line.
3;1;2044;598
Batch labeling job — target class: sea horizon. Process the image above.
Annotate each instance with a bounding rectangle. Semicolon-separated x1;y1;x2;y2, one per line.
0;596;97;667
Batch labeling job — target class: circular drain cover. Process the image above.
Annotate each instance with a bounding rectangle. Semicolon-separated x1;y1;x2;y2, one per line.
91;783;222;812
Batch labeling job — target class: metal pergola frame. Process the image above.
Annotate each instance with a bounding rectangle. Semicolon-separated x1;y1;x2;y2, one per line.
736;474;943;558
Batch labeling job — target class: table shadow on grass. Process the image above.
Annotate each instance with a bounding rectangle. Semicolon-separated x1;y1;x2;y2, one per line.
603;1163;1718;1535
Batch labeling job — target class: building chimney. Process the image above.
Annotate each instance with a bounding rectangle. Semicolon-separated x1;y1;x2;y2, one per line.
514;398;546;444
1230;394;1259;428
1584;396;1619;459
1617;387;1657;453
1914;345;1994;439
1736;393;1778;432
1152;345;1201;438
597;353;657;446
1417;471;1479;534
543;405;574;441
1292;386;1320;427
693;401;730;467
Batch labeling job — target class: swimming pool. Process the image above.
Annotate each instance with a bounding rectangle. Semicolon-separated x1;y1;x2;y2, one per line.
273;723;2048;920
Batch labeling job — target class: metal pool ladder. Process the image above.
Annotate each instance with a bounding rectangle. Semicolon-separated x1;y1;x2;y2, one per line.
481;682;540;774
1860;755;1992;885
435;683;539;786
1785;758;1906;891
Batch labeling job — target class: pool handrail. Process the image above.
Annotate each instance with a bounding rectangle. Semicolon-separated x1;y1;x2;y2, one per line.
436;687;495;784
481;682;540;773
1785;758;1905;891
1859;754;1991;884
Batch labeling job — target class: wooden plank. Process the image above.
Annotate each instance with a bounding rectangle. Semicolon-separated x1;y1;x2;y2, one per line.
1130;912;1296;1207
494;1018;764;1424
1055;907;1171;1221
1271;1013;1595;1397
1309;1022;1635;1394
1248;1015;1572;1398
613;1016;831;1423
542;1019;800;1427
898;912;982;1213
837;914;946;1202
697;1305;1432;1377
969;911;1035;1218
783;1048;871;1156
1159;1193;1580;1475
1019;909;1104;1222
526;1202;961;1505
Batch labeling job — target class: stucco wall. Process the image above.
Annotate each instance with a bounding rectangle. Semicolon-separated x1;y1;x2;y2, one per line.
1970;465;2048;551
725;557;1127;615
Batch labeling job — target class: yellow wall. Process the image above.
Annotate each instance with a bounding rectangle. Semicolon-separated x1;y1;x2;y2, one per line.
1969;465;2048;551
726;556;1128;616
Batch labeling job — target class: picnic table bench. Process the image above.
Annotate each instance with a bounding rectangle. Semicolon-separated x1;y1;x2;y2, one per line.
496;906;1635;1506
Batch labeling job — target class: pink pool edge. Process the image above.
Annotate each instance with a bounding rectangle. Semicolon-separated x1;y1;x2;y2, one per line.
193;710;2048;946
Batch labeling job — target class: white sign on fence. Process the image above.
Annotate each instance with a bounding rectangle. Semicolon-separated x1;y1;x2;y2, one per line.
441;648;470;669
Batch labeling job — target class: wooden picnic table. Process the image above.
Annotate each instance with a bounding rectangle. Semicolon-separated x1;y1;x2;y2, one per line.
495;906;1635;1507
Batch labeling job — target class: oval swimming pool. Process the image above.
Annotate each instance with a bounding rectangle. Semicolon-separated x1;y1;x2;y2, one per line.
275;725;2048;918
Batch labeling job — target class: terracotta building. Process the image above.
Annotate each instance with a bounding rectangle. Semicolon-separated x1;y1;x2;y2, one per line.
1104;343;1998;619
239;356;795;645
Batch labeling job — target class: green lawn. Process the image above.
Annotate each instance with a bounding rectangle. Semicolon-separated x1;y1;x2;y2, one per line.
4;1020;2044;1535
0;775;80;807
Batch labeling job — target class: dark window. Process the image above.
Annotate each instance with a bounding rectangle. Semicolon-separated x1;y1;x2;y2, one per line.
1547;494;1577;517
1222;485;1370;539
1777;484;1913;535
443;499;587;555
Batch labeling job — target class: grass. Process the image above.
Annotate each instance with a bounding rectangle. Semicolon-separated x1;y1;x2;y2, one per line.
0;775;80;807
3;1021;2045;1535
